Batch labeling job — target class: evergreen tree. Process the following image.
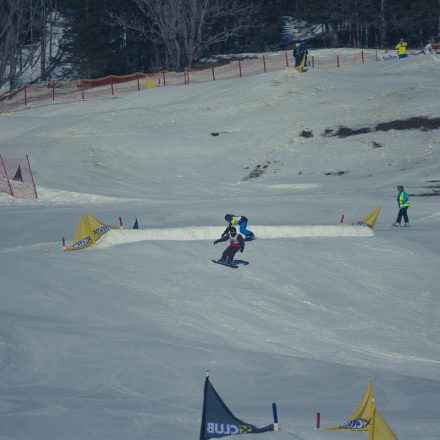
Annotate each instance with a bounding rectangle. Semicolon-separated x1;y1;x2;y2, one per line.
56;0;440;79
61;0;153;78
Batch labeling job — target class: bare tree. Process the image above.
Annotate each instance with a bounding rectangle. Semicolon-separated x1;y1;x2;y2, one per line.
111;0;261;71
1;0;65;92
380;0;387;47
0;0;31;91
40;0;46;80
434;0;440;40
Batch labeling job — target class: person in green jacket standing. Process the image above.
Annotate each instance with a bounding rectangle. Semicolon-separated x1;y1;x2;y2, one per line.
393;185;410;226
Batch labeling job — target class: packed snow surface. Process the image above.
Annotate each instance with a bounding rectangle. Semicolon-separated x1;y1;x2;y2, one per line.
0;51;440;440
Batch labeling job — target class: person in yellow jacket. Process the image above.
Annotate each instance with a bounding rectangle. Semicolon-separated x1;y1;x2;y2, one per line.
392;185;410;227
223;214;255;241
396;38;408;58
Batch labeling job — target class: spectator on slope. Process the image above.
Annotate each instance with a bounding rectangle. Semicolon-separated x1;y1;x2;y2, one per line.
392;185;411;227
223;214;254;240
214;227;245;265
395;38;408;58
293;43;302;68
299;41;308;66
293;42;308;69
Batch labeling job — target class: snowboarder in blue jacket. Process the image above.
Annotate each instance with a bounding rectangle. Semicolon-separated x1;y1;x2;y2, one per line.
223;214;254;240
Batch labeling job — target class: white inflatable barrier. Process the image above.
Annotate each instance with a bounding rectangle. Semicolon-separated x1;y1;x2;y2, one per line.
97;225;374;248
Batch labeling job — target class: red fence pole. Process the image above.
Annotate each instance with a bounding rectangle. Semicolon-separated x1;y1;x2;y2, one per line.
119;217;123;227
162;70;166;86
26;154;38;199
137;77;140;91
337;55;340;68
80;80;85;100
316;412;321;429
312;55;315;68
340;214;345;224
211;66;216;81
0;154;13;196
263;55;267;73
238;60;242;78
110;76;114;96
52;80;55;101
24;85;27;107
361;50;365;64
285;52;289;67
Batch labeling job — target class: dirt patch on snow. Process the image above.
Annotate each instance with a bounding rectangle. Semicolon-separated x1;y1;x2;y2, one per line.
410;181;440;197
376;117;440;132
244;161;271;180
324;127;371;138
324;170;349;176
300;130;313;138
322;116;440;139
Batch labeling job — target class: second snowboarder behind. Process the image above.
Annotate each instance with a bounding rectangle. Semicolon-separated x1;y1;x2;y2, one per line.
223;214;254;241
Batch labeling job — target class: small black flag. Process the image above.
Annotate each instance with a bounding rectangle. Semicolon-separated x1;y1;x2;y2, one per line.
199;375;273;440
12;165;23;182
133;217;139;229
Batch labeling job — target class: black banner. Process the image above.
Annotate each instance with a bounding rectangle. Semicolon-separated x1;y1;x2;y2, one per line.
199;376;274;440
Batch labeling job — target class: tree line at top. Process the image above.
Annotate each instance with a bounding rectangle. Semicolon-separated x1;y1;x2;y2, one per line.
1;0;438;91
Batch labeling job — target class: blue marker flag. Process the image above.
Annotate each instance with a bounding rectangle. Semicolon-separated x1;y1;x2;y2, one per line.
199;375;274;440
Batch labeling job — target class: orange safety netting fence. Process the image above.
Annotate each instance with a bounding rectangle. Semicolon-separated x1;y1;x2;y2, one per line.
0;51;378;114
0;154;37;199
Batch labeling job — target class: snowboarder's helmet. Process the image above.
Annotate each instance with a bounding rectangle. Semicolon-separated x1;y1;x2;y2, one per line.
397;185;404;191
225;214;232;222
229;227;237;235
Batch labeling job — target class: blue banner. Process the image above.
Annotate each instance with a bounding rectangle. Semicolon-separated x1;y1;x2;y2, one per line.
199;376;274;440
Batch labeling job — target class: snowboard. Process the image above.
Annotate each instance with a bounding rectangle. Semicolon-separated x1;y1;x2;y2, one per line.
212;259;238;269
230;259;249;266
244;235;256;242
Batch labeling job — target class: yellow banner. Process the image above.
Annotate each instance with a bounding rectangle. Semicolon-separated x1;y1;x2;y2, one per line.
65;214;96;251
146;76;156;89
322;380;399;439
65;211;119;251
370;404;398;440
322;380;373;431
359;206;382;230
296;55;306;73
85;211;113;239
